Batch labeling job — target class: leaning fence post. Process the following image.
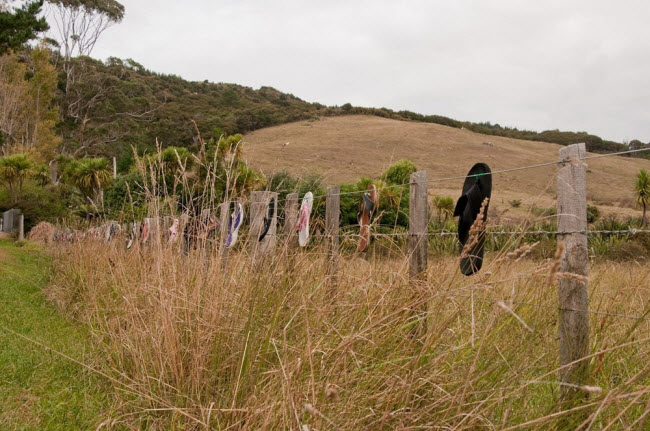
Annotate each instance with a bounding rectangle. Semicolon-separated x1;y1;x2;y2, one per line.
17;213;24;241
556;142;590;406
326;186;340;285
283;192;299;248
409;171;428;281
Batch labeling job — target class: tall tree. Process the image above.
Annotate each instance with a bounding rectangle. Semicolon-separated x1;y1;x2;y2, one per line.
24;44;61;160
63;156;111;208
0;1;49;55
46;0;125;92
46;2;160;156
635;169;650;227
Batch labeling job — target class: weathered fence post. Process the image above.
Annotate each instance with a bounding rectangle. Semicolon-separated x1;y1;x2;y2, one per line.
113;157;117;179
409;171;428;281
326;186;340;285
17;213;24;241
163;216;171;243
556;143;590;406
249;191;278;262
179;214;188;252
283;192;299;248
249;191;265;252
219;202;230;260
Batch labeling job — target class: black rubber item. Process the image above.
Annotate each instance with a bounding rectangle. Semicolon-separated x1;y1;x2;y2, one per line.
454;163;492;276
259;196;275;242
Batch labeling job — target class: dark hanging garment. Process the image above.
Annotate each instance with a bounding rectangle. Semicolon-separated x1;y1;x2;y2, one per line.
259;196;276;242
454;163;492;276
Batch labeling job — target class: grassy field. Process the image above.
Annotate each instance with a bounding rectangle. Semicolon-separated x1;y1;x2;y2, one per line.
42;232;650;430
0;240;114;429
5;139;649;429
243;115;650;221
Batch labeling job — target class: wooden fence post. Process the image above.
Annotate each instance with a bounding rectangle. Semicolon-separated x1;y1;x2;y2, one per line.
113;157;117;179
17;213;24;241
409;171;428;281
326;186;340;284
249;191;269;262
219;202;230;260
179;214;188;252
557;143;590;405
283;192;299;248
163;216;171;243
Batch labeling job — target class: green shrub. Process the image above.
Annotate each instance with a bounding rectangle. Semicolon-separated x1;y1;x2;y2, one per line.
587;204;600;223
382;160;417;185
13;183;83;231
433;195;454;222
509;199;522;208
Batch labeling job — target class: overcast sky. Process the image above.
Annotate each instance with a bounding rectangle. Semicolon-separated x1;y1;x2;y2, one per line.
65;0;650;143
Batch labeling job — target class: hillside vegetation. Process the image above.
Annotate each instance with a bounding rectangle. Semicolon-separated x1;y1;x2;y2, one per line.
25;56;650;167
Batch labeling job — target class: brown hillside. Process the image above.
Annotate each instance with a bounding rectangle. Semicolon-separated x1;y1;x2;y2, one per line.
243;115;650;220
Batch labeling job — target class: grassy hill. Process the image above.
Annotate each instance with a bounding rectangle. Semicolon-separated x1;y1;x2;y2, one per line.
61;58;649;170
243;115;650;221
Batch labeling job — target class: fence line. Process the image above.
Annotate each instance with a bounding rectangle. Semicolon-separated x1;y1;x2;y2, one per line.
370;229;650;237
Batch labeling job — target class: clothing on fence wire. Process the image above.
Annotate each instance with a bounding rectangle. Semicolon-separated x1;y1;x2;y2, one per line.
455;163;492;276
259;195;276;242
226;203;243;248
126;223;137;249
297;192;314;247
357;184;378;252
140;218;150;244
168;218;179;244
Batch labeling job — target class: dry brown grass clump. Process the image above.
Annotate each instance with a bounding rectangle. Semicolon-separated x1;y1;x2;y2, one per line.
27;221;55;244
45;231;650;430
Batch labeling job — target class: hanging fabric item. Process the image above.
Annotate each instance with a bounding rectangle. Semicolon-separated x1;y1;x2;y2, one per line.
225;203;243;248
357;184;378;252
140;218;151;244
454;163;492;276
126;223;137;249
258;195;277;242
297;192;314;247
168;218;179;244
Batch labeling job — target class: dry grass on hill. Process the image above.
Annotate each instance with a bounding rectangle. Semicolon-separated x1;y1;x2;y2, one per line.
243;115;650;220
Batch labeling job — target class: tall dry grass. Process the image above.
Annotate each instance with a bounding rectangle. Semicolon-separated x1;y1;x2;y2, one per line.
44;148;650;429
46;230;650;429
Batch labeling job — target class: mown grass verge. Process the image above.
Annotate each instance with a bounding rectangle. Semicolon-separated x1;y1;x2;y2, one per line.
0;239;115;429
